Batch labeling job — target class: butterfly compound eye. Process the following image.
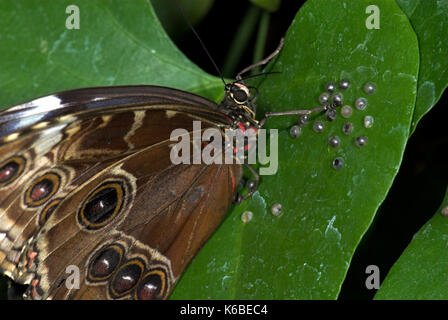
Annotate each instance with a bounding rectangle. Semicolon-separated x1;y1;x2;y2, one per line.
234;89;248;103
230;84;249;104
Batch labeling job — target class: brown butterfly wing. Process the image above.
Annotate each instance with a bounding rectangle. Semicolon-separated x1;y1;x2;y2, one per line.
33;142;240;300
0;86;242;299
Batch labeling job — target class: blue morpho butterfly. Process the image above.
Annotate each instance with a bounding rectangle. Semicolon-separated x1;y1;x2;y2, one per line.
0;36;335;299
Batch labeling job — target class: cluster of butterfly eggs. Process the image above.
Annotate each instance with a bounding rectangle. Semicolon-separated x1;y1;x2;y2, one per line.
240;80;376;223
290;79;376;170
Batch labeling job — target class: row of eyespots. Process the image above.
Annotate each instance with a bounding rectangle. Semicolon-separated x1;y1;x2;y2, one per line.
1;156;125;230
87;243;169;300
0;156;26;187
0;156;63;214
30;177;125;230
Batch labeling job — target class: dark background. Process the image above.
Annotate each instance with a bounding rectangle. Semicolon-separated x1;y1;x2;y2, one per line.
164;0;448;300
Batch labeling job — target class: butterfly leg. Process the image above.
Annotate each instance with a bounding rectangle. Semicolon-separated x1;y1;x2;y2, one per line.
258;104;330;128
233;164;259;204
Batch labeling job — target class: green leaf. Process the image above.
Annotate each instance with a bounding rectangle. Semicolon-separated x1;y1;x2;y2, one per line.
151;0;214;37
375;187;448;299
171;0;419;299
0;0;223;110
249;0;280;12
395;0;448;134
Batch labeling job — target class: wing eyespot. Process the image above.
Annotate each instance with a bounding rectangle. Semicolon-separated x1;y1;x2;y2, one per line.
24;172;61;207
0;156;26;187
134;267;169;300
78;181;125;230
87;243;125;282
109;258;145;299
38;198;62;226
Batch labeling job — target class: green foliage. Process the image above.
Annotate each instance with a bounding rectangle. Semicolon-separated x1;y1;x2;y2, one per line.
395;0;448;134
375;187;448;299
0;0;222;110
249;0;280;12
151;0;214;37
172;0;419;299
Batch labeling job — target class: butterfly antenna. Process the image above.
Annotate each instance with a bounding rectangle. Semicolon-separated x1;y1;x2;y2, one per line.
237;71;282;82
171;0;226;86
236;37;284;81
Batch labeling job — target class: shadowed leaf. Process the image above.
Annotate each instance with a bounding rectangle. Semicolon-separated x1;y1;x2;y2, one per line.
375;186;448;299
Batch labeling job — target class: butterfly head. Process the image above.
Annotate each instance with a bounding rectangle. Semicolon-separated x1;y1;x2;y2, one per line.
221;81;259;129
226;82;250;105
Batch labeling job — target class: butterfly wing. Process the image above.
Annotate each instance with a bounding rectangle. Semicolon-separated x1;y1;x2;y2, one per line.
0;86;242;299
